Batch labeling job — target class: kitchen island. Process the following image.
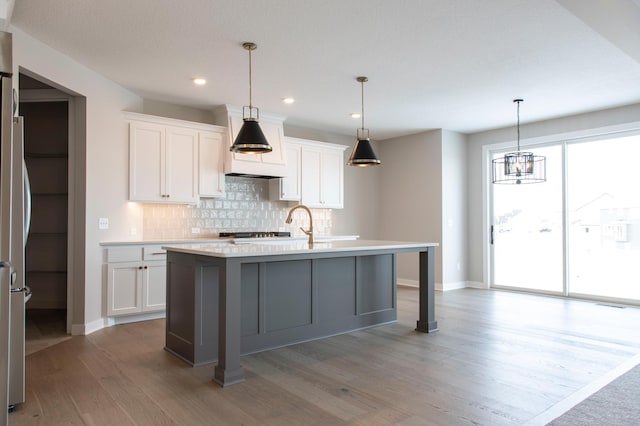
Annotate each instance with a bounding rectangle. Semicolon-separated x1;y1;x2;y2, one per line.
163;239;438;387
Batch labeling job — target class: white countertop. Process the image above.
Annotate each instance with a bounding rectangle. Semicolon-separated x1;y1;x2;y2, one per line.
162;239;437;258
100;235;360;247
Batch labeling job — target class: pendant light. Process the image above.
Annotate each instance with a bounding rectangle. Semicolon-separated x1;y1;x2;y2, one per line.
492;99;545;184
347;76;381;166
230;42;272;154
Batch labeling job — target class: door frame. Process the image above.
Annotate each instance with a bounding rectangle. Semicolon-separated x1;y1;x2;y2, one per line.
18;69;86;334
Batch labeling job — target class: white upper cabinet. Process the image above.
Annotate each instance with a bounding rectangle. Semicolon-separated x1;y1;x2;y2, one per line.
213;105;288;177
269;140;302;201
198;131;226;198
286;137;348;209
125;112;227;203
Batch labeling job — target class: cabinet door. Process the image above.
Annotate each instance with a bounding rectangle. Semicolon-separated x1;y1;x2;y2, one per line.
319;148;344;208
142;261;166;312
107;262;143;316
129;122;165;202
270;142;301;201
198;131;225;198
300;148;322;207
165;126;198;203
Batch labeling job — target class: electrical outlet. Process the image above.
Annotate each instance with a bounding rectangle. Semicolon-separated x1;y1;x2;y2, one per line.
99;217;109;230
191;227;201;234
130;227;137;236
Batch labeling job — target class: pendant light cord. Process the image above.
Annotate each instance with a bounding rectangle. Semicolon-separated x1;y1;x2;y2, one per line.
361;79;365;131
248;47;253;112
515;99;522;152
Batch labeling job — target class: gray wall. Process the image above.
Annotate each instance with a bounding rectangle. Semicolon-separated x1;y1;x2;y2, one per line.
378;130;443;286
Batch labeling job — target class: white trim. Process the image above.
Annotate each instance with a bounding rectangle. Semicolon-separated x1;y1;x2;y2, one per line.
107;311;166;327
467;281;487;289
71;318;106;336
441;281;467;291
122;111;226;133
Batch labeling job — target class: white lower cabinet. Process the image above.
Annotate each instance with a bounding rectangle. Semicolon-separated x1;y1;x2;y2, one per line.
105;246;166;317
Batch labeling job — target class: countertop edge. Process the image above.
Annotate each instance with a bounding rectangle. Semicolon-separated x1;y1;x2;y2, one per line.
162;240;438;258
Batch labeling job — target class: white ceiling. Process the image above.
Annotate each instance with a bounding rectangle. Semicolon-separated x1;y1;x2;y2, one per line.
9;0;640;140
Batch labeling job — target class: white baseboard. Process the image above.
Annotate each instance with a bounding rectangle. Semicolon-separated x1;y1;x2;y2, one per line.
397;279;488;292
71;311;166;335
71;317;107;336
441;281;467;291
467;281;488;289
108;311;166;327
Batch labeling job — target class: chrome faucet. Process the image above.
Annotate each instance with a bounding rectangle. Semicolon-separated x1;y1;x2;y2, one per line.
285;204;314;245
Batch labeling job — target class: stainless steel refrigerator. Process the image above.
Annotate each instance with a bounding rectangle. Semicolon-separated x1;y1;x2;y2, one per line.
0;30;31;422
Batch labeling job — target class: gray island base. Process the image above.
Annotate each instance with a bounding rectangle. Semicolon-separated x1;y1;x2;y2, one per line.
163;240;438;387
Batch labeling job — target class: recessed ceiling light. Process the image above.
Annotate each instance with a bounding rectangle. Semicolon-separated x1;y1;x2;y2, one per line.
351;113;361;119
282;97;295;104
192;78;207;86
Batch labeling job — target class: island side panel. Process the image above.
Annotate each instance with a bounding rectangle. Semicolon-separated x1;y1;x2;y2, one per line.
165;252;197;363
357;254;396;318
416;247;439;333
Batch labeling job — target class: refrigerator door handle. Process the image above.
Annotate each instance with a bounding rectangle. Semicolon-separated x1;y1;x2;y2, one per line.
23;159;31;242
10;285;30;294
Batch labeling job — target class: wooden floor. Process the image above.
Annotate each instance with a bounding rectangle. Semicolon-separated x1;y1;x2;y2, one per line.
9;287;640;425
25;309;70;356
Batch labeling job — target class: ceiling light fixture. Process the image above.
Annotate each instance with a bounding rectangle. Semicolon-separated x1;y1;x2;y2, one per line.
282;97;295;104
492;99;545;184
192;77;207;86
350;112;361;119
347;76;381;167
230;42;272;154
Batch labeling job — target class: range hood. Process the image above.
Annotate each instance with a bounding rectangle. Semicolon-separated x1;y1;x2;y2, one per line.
213;105;288;179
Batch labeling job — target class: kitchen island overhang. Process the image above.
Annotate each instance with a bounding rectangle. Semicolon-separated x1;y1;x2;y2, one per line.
162;240;438;387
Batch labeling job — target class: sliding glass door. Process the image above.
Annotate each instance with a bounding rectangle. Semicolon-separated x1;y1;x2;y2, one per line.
567;135;640;302
491;145;563;293
490;134;640;304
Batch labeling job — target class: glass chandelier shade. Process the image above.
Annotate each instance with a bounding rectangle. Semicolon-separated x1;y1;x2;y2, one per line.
347;76;381;166
230;42;272;154
492;99;546;184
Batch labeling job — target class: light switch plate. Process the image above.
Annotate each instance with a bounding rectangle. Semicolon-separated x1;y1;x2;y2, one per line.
99;217;109;230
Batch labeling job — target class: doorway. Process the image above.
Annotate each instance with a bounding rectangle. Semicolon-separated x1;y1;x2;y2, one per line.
19;73;73;350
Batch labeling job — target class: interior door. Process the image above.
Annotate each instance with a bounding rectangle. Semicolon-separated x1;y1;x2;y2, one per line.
490;145;564;293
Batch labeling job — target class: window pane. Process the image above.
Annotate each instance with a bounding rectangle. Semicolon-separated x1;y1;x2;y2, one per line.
492;145;563;292
567;135;640;301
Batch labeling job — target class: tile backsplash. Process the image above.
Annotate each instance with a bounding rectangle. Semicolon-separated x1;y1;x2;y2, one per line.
142;176;333;239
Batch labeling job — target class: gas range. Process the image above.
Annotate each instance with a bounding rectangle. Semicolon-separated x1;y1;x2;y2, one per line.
219;231;291;239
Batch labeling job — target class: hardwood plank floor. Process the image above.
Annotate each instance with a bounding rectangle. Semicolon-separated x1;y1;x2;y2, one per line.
9;288;640;425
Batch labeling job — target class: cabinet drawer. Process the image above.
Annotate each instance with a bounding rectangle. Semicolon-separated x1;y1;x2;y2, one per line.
143;246;167;261
105;247;142;263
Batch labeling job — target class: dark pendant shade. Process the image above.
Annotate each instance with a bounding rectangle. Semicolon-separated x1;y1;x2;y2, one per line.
347;138;381;166
230;118;272;154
